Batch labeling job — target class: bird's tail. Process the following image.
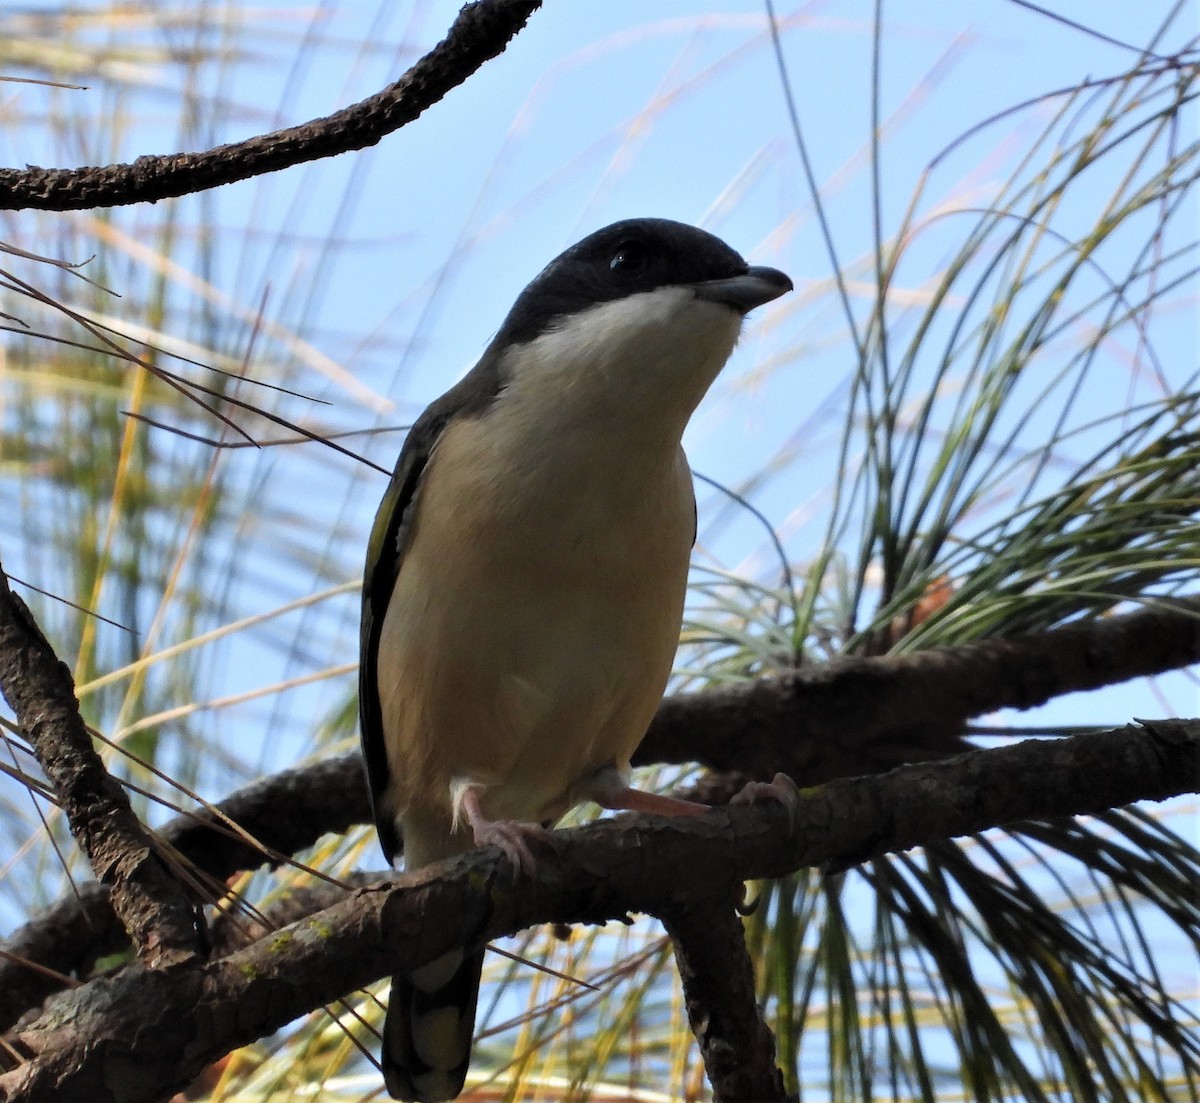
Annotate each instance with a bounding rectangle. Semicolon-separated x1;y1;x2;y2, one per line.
382;943;484;1102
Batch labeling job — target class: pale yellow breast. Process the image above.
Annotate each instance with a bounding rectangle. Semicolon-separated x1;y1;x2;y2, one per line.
375;410;696;830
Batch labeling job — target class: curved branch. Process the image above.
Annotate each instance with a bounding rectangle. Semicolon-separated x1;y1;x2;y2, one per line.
2;720;1195;1102
0;566;201;969
0;0;542;211
0;884;106;1034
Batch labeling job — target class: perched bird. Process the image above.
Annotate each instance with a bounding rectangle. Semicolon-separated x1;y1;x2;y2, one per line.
360;217;791;1101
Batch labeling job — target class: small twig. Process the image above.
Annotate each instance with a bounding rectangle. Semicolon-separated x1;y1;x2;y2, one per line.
0;563;202;969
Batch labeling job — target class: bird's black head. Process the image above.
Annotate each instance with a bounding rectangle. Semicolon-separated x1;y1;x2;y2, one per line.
493;218;789;348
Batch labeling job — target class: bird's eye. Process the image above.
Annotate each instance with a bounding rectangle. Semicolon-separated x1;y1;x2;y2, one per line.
610;241;649;272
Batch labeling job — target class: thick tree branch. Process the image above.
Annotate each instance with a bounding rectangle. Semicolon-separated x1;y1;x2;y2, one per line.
3;595;1198;1025
640;594;1200;781
0;566;201;969
160;752;368;881
663;894;787;1103
207;871;384;957
0;874;381;1035
0;883;107;1033
0;0;542;211
1;720;1194;1102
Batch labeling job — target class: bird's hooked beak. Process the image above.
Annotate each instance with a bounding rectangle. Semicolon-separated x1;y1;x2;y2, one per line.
692;265;793;314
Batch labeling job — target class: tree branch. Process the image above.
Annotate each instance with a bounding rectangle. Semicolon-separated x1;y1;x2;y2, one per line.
0;0;542;211
0;753;369;1032
207;871;384;957
640;594;1200;781
0;565;201;969
663;894;788;1103
0;883;106;1033
4;595;1198;1024
1;720;1195;1103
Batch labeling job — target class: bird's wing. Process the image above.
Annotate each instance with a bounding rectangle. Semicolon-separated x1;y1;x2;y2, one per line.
359;353;508;865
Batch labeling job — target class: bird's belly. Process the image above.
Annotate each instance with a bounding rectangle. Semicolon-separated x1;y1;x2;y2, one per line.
379;553;687;825
376;435;695;829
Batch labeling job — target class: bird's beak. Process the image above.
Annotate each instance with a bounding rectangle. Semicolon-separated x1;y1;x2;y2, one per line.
692;265;793;314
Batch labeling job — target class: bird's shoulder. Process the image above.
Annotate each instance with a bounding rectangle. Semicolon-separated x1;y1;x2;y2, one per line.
363;350;508;613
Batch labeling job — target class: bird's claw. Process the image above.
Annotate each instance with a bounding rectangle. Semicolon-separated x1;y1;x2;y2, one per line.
473;819;550;878
735;882;762;916
731;772;801;831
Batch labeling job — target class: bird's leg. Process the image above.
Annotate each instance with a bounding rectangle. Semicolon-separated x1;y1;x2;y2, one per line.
580;765;710;818
455;783;551;876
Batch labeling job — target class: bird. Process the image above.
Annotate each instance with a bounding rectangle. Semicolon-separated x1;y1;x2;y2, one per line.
359;217;792;1101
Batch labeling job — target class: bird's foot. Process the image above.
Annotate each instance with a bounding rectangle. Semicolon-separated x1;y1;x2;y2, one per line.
731;771;801;830
472;818;551;877
457;785;550;876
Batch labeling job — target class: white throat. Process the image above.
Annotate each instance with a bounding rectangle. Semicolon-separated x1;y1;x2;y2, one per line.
495;286;743;447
